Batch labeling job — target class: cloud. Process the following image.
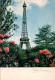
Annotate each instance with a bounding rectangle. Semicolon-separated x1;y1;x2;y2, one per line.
14;0;48;7
8;36;36;49
8;36;21;44
7;0;48;15
51;26;55;32
7;5;14;11
30;38;36;47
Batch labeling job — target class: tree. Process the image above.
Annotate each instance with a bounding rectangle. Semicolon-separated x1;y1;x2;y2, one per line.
34;25;55;48
0;0;18;35
51;32;55;47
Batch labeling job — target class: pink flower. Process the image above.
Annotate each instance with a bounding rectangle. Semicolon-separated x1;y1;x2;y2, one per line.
10;41;15;45
0;39;3;44
44;52;47;55
39;49;51;55
39;50;43;55
53;59;55;62
43;49;51;55
4;34;9;38
4;47;9;52
49;55;53;58
0;34;3;38
34;58;39;63
14;62;18;65
50;59;52;62
0;48;2;52
50;63;55;67
54;52;55;56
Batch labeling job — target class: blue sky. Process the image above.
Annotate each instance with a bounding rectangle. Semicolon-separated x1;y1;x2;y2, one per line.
8;0;55;48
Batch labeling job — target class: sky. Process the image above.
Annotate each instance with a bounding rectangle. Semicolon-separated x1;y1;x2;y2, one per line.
7;0;55;48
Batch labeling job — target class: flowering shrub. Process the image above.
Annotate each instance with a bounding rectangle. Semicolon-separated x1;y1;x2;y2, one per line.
38;49;55;67
39;50;43;55
14;62;18;66
0;48;2;52
0;39;3;44
39;49;51;55
43;49;51;55
0;34;18;67
0;34;55;67
4;47;9;52
10;41;15;45
49;55;53;58
4;34;9;38
50;63;55;67
0;34;3;38
53;59;55;62
34;58;39;63
54;52;55;56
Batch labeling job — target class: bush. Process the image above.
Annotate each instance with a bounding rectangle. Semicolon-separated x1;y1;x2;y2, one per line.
0;34;19;67
0;34;55;67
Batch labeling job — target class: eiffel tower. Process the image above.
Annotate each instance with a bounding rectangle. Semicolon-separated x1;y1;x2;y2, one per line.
20;2;31;49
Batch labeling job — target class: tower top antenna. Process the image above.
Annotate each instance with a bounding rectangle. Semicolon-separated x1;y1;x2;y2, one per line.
23;1;26;7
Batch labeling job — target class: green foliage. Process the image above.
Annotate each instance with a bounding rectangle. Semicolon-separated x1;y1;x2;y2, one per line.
0;0;18;35
38;54;49;67
34;25;55;48
0;39;55;67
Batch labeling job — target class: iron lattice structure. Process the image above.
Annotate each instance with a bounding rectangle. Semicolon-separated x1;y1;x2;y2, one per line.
20;2;31;49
